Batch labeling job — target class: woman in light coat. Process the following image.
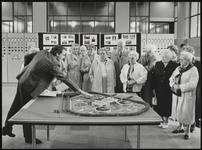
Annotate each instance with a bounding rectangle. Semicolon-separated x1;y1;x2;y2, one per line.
169;51;199;140
80;44;95;92
65;44;82;88
120;51;147;97
89;47;116;93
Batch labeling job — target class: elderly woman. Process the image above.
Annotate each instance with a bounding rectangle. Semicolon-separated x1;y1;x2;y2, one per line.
167;45;179;62
152;49;178;129
89;47;116;93
169;51;199;140
138;44;161;105
180;45;201;132
80;45;94;92
65;43;82;89
120;51;147;96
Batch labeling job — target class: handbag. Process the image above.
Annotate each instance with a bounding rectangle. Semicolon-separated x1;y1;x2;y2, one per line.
126;79;133;93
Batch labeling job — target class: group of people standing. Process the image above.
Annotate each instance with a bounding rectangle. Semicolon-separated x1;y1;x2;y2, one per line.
150;43;200;140
2;38;200;143
52;40;200;141
20;40;202;141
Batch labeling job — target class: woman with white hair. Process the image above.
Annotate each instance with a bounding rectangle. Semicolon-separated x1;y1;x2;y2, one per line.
180;45;201;132
169;51;199;140
138;44;161;105
152;49;178;129
120;51;147;96
89;47;116;93
65;43;82;88
80;45;94;92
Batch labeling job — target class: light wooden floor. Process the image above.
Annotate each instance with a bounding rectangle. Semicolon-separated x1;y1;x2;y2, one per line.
2;83;201;149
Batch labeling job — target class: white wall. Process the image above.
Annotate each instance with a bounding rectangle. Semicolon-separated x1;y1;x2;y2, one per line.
115;2;129;33
33;2;47;32
2;2;13;20
150;2;174;22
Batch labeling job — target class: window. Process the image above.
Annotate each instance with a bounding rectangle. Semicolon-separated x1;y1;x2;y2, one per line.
174;3;178;39
2;21;13;33
2;2;33;33
149;22;174;34
190;2;200;38
130;2;175;34
14;2;33;33
130;2;149;33
47;2;115;33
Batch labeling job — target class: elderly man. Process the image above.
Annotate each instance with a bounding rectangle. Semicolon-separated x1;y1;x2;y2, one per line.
111;39;130;93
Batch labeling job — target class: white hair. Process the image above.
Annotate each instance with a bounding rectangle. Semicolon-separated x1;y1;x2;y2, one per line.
80;45;86;51
145;44;157;53
181;45;195;56
128;50;139;59
28;47;39;54
28;43;35;49
180;51;194;62
161;49;173;59
117;39;126;47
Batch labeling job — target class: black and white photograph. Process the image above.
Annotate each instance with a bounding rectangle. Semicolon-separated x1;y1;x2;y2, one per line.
2;1;200;149
121;33;137;45
43;34;58;45
104;34;118;45
82;34;97;45
61;34;75;45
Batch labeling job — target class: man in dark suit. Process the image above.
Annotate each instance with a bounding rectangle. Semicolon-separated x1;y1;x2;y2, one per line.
110;39;129;93
2;45;93;144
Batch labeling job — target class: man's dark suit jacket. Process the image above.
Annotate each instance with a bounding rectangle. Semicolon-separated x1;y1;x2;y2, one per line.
16;50;79;99
110;49;130;93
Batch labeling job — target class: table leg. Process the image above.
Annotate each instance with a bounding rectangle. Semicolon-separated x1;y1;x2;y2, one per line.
124;126;127;141
137;125;140;149
32;125;36;149
47;125;49;141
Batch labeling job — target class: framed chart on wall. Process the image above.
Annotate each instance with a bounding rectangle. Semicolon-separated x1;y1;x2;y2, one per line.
38;32;79;51
82;34;97;45
120;33;141;55
80;33;100;54
104;34;119;45
43;34;58;45
60;34;75;45
121;33;137;45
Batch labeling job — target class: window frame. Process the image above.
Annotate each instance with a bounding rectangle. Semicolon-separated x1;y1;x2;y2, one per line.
129;2;150;33
47;2;115;33
189;2;200;38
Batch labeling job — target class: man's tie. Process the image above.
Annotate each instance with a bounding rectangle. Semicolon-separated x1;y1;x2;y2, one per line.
119;51;122;59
